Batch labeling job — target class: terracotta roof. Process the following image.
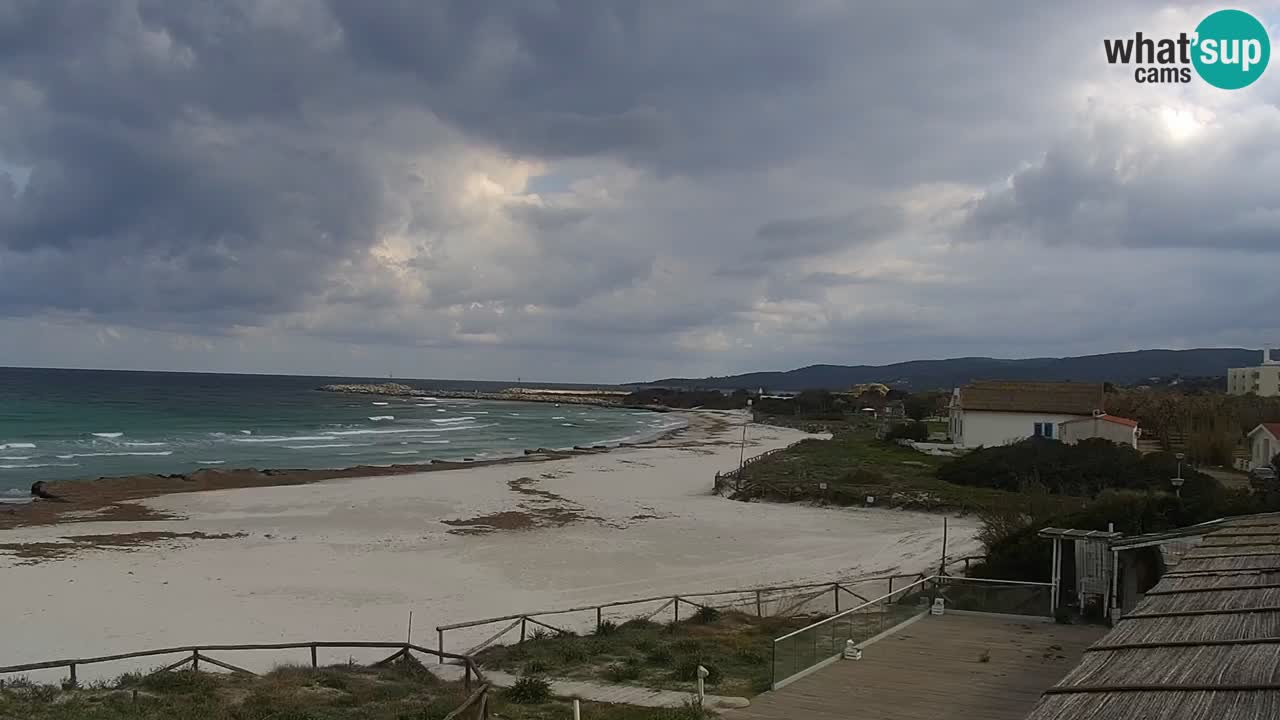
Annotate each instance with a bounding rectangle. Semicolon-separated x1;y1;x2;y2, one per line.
1253;423;1280;439
955;380;1104;416
1060;414;1139;428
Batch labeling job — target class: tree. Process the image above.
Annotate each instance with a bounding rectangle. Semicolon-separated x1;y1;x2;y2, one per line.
1273;452;1280;473
904;392;944;421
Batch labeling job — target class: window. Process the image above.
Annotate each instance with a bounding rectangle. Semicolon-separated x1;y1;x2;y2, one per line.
1034;422;1055;439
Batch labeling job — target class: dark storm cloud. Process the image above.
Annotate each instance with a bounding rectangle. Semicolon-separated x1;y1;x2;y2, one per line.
1;0;1277;381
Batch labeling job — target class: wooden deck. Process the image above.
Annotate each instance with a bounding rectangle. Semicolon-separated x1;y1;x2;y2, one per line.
728;613;1106;720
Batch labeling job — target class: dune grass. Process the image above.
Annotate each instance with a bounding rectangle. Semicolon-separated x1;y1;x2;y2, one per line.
737;427;1075;515
475;609;819;698
0;656;714;720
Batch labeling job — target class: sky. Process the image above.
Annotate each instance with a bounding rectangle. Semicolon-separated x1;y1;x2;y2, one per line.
1;1;1279;384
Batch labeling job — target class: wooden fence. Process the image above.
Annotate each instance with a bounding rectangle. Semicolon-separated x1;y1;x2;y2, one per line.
435;572;926;660
713;440;808;495
0;640;491;719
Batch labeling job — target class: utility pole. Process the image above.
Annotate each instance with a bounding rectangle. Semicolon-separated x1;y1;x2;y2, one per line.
739;399;752;471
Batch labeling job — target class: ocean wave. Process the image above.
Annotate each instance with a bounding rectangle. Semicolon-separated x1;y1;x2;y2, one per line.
231;435;332;443
285;443;367;450
55;451;173;459
388;450;419;455
240;430;253;435
368;415;395;421
0;443;36;450
0;456;33;461
371;401;390;406
195;460;226;465
2;488;27;496
91;432;124;439
124;442;167;447
560;423;574;427
0;462;79;469
430;417;474;424
415;404;437;408
552;416;566;420
322;423;491;437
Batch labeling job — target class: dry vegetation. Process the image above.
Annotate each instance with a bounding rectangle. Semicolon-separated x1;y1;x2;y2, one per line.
0;658;712;720
475;608;817;698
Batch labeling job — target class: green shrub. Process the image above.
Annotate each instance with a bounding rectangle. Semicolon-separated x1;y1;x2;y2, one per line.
530;627;551;641
620;618;658;632
672;639;702;654
885;421;929;442
672;657;721;684
632;636;657;653
693;606;721;624
554;639;588;663
522;659;548;676
595;619;618;636
646;646;675;665
735;646;766;664
505;675;552;704
603;659;642;682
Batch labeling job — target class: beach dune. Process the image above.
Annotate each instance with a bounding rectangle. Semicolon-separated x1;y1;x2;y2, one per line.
0;411;978;681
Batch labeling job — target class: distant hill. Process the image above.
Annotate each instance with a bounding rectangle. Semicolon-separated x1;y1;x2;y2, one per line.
639;349;1262;392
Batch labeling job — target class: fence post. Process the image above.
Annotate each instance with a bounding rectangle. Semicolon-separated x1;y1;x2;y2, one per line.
68;663;77;688
465;663;472;692
191;650;199;672
674;596;680;624
756;590;763;617
888;576;894;596
597;607;603;633
310;644;318;668
520;617;528;644
833;584;840;613
438;629;444;665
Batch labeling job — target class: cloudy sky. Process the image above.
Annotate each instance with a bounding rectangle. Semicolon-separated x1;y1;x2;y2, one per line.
2;1;1279;383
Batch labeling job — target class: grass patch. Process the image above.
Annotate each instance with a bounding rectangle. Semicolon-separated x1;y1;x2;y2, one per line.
737;426;1077;514
476;609;818;697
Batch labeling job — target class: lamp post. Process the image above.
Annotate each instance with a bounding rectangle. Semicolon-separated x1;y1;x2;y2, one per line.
1172;452;1185;498
739;398;752;471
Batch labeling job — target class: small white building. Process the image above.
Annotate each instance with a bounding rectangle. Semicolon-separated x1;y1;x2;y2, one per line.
1059;413;1141;450
949;381;1106;449
1248;423;1280;470
1228;347;1280;397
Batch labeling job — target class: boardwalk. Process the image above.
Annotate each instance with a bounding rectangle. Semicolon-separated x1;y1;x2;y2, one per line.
728;613;1106;720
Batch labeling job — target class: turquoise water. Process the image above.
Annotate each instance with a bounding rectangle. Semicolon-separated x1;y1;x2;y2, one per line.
0;368;680;496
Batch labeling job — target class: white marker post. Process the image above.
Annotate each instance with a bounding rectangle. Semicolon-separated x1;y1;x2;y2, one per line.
697;665;709;706
573;698;581;720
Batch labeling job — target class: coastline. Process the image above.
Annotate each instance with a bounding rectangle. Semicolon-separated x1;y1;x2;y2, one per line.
0;410;979;679
0;409;714;531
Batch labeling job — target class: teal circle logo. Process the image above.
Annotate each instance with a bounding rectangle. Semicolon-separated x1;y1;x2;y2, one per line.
1192;9;1270;89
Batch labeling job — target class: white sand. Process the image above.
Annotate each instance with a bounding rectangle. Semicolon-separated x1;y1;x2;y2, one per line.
0;411;978;680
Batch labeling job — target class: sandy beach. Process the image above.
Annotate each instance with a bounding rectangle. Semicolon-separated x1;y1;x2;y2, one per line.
0;410;978;680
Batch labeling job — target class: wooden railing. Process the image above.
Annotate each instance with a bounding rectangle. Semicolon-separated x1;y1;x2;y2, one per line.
0;641;491;718
436;572;925;660
713;440;808;495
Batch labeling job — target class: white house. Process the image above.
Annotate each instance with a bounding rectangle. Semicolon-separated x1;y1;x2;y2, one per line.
1248;423;1280;470
949;381;1106;449
1059;414;1141;450
1228;347;1280;397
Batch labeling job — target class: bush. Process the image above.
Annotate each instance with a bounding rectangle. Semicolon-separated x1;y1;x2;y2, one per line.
595;620;618;636
522;659;547;676
646;646;675;665
693;606;721;624
672;657;722;684
603;657;643;682
554;640;588;663
505;675;552;704
530;627;551;641
885;421;929;442
620;618;658;632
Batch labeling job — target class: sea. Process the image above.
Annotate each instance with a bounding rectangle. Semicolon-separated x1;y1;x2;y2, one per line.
0;367;683;497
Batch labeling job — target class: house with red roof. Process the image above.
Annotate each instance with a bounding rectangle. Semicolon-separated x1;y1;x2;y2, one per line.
1248;423;1280;470
1059;412;1141;449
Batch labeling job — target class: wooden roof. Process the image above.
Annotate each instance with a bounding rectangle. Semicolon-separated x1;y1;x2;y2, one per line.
1026;515;1280;720
956;381;1105;416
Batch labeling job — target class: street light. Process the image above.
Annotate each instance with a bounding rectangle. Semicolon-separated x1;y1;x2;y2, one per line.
1172;452;1186;498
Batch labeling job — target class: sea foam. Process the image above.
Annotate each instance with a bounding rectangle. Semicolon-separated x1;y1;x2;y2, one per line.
91;432;124;439
368;415;395;421
55;451;173;459
0;443;37;450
